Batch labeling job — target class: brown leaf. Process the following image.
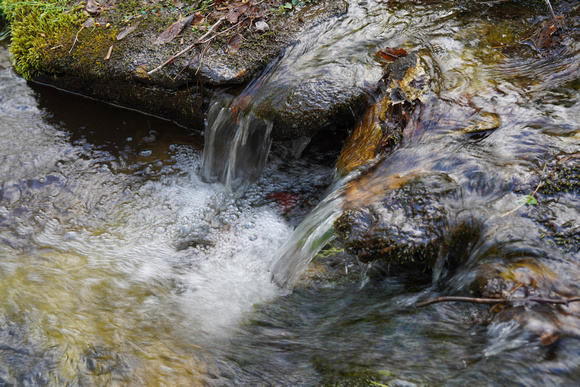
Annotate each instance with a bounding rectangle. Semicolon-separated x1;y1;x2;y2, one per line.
225;3;249;24
192;12;204;26
116;21;140;41
82;17;95;29
154;14;195;45
375;47;408;62
227;33;243;56
86;0;101;15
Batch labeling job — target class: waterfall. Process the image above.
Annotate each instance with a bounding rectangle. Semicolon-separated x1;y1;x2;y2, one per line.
201;95;273;192
270;179;346;288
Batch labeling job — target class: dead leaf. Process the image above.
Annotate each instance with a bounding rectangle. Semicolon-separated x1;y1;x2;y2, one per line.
192;12;204;25
225;3;249;24
135;64;149;79
86;0;101;15
227;33;243;55
104;45;113;60
530;16;565;50
154;14;195;45
375;47;408;62
82;17;95;29
116;21;140;41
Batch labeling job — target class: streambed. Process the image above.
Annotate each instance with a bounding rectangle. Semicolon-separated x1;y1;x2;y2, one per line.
2;0;580;385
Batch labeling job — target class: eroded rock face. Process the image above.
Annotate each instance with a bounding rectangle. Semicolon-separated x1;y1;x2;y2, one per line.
333;52;439;267
336;52;430;175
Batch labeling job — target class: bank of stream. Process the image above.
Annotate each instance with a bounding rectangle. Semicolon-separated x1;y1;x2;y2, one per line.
1;0;580;385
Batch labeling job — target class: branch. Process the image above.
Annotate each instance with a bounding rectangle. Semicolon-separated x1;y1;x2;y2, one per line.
416;295;580;308
147;17;225;76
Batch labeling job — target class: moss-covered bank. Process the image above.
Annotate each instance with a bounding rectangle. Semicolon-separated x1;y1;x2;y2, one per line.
0;0;346;132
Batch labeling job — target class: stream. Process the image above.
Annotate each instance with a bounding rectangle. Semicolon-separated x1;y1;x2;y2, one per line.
2;0;580;385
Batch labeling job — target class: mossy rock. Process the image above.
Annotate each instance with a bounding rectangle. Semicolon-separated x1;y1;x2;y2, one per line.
530;154;580;253
1;0;349;134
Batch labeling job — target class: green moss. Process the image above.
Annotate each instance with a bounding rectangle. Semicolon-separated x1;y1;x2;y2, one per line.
1;0;83;79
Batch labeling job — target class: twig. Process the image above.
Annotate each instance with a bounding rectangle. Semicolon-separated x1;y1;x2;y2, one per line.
500;164;546;217
196;41;212;75
198;18;244;44
416;295;580;308
147;17;225;76
490;281;524;313
69;26;84;53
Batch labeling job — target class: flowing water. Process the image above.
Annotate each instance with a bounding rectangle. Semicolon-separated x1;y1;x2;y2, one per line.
2;0;580;385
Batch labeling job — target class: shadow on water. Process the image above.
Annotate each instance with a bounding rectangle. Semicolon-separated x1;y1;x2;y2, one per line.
1;0;580;385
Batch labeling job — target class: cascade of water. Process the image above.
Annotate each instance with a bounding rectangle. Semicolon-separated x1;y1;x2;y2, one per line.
201;57;284;192
201;95;273;192
269;178;347;288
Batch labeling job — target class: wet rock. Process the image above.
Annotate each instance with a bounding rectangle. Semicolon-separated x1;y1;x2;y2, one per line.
252;76;370;140
335;171;458;268
336;52;430;175
332;52;443;268
532;154;580;253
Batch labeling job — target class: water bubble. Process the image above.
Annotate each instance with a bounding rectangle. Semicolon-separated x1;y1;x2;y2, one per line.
139;150;152;157
249;234;258;241
64;231;78;240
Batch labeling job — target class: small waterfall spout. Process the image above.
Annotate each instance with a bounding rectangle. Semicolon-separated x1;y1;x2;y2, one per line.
201;94;273;192
201;59;282;192
270;182;346;288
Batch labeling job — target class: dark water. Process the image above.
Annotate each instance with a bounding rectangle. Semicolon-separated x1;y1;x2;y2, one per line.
2;0;580;385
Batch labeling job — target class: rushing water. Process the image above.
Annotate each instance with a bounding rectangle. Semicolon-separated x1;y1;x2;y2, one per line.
2;0;580;385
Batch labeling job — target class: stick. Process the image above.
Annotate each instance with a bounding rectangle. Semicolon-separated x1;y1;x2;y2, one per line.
147;17;224;76
416;295;580;308
500;164;546;217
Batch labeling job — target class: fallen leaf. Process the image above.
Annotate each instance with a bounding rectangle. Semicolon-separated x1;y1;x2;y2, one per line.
225;3;249;24
192;12;204;25
86;0;101;15
104;45;113;60
268;192;301;214
154;14;195;45
82;17;95;29
135;64;149;79
116;21;140;40
227;33;243;55
375;47;408;62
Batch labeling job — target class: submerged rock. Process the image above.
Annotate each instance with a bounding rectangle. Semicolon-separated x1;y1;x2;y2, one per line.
333;52;440;268
335;173;454;266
